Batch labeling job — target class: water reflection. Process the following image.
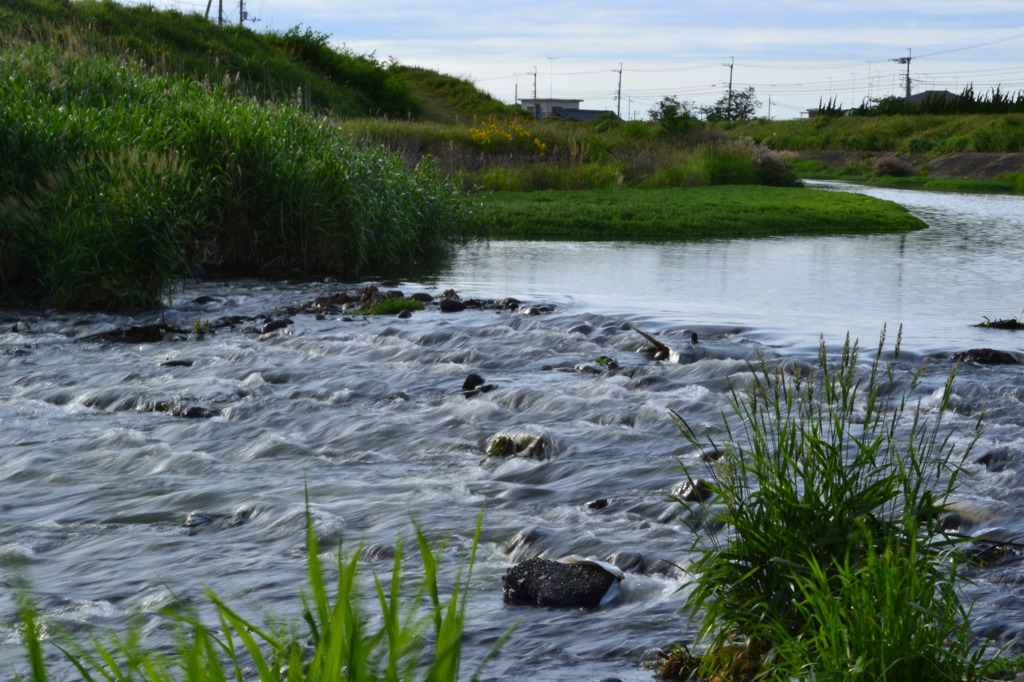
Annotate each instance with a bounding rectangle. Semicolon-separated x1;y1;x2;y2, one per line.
435;185;1024;353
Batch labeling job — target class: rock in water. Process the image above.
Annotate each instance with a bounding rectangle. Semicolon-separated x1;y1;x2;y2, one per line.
502;556;623;608
951;348;1021;365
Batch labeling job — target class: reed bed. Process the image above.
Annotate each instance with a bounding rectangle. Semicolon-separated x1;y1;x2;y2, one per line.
670;330;990;680
0;43;463;308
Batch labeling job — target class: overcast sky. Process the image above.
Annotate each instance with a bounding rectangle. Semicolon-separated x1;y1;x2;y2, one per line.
128;0;1023;119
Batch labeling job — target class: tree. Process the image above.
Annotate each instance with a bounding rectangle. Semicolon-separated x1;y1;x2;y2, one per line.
701;86;761;121
648;96;700;136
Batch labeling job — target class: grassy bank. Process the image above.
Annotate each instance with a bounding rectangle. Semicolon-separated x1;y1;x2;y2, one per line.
470;186;927;240
726;113;1024;156
721;115;1024;194
788;155;1024;194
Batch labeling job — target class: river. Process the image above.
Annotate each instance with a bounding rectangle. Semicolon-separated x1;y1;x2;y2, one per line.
1;183;1023;680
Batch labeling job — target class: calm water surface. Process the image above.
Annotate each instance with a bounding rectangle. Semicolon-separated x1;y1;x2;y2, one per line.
1;184;1023;680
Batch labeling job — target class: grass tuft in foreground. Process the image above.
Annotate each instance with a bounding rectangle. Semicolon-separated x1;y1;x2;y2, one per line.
9;505;505;681
671;328;988;680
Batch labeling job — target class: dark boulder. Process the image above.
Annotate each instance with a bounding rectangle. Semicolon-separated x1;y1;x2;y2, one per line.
261;319;292;334
951;348;1021;365
502;557;623;608
461;373;496;397
438;298;466;313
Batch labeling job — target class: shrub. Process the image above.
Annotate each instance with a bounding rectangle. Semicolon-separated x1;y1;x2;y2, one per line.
753;146;801;187
874;154;916;177
673;329;987;680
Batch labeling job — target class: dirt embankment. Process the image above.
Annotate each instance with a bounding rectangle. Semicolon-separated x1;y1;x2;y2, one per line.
799;150;1024;180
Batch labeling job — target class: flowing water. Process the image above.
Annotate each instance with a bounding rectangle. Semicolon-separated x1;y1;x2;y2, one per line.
1;183;1023;680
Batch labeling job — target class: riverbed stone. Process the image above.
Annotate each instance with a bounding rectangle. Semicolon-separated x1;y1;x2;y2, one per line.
461;372;496;397
502;557;621;608
952;348;1021;365
261;318;291;334
671;478;714;503
485;432;552;460
438;298;466;313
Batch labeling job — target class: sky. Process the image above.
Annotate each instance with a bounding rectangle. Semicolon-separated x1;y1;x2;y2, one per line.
126;0;1024;119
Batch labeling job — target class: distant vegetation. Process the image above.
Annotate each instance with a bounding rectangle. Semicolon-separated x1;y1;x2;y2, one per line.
727;113;1024;155
821;84;1024;117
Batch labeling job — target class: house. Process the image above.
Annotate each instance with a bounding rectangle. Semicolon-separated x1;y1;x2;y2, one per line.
905;90;958;104
518;98;619;121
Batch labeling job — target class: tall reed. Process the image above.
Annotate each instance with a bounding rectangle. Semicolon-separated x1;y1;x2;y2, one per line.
673;329;988;680
0;43;464;308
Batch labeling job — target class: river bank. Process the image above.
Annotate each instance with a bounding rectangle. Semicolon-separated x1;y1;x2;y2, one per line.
791;150;1024;193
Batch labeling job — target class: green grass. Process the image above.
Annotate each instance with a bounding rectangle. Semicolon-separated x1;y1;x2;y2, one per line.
9;504;507;681
671;329;989;680
468;186;926;240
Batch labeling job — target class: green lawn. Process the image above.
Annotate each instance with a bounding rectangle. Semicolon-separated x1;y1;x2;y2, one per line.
468;185;926;240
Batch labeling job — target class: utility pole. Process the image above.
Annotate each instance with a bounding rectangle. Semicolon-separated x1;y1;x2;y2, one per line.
724;56;734;119
204;0;224;24
532;66;538;118
615;63;623;119
890;48;912;100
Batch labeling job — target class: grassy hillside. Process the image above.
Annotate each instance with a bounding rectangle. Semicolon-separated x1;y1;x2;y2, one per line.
0;1;468;308
0;0;513;121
